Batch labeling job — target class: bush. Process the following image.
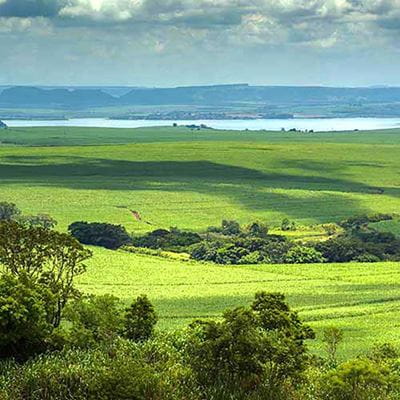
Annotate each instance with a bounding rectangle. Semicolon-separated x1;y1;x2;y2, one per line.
285;245;325;264
281;218;296;231
18;214;57;230
0;202;21;221
68;221;132;250
124;295;158;342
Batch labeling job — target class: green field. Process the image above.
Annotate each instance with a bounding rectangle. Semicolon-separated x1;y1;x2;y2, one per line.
80;247;400;358
0;127;399;232
1;125;400;357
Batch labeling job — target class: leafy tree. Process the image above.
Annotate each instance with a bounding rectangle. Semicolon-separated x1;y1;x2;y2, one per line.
246;221;269;238
124;295;158;342
221;219;241;236
0;221;91;327
185;292;315;396
0;202;21;221
68;221;132;250
61;294;124;348
285;245;325;264
0;274;55;359
322;359;392;400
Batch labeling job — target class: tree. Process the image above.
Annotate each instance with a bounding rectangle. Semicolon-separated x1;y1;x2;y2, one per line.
185;292;315;397
221;220;241;236
68;221;132;250
285;245;325;264
0;274;55;359
322;359;391;400
247;221;269;238
0;221;91;327
124;295;158;342
0;202;21;221
62;294;124;348
322;326;344;367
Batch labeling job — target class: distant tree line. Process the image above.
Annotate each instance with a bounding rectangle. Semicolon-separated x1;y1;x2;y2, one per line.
67;214;400;265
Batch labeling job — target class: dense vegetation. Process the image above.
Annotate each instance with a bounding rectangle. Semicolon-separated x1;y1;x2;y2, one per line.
69;215;400;265
2;220;400;399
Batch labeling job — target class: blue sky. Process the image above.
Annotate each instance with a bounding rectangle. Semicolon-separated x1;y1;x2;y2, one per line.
1;0;400;86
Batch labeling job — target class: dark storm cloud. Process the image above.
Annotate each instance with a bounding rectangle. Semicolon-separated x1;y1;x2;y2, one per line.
0;0;66;18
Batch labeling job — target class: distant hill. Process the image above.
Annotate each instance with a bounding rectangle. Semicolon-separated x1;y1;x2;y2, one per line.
1;84;400;109
120;84;400;105
0;87;117;109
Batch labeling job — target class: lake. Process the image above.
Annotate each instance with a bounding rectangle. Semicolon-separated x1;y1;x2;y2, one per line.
4;117;400;131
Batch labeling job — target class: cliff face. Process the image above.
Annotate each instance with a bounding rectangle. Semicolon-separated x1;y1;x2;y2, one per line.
0;120;7;129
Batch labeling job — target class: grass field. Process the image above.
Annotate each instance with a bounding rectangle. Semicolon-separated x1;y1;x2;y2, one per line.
80;247;400;359
1;125;400;357
0;127;399;232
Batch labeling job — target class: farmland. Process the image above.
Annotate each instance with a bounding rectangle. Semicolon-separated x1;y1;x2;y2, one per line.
1;125;400;357
82;247;400;358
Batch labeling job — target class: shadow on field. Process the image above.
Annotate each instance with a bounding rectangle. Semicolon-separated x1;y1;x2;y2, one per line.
0;155;393;221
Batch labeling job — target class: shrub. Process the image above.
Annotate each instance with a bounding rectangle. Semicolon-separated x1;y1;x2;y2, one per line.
68;221;132;249
285;245;325;264
239;251;263;264
0;202;21;221
281;218;296;231
124;295;158;342
18;214;57;230
315;236;365;262
355;253;381;263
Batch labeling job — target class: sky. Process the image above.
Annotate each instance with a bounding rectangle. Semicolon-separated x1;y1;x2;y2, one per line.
0;0;400;87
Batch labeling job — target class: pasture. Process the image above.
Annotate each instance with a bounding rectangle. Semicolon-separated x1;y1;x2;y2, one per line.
81;247;400;358
1;125;400;357
0;127;399;232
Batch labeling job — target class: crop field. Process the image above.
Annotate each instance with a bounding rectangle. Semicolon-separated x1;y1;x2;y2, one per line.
81;247;400;358
1;125;400;357
0;127;399;232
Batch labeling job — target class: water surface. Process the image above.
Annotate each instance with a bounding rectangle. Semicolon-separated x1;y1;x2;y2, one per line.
4;117;400;131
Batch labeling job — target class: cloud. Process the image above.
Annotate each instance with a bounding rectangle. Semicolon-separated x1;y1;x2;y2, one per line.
0;0;66;17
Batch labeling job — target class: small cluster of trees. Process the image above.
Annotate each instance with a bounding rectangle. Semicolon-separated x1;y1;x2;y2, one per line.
68;215;400;265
